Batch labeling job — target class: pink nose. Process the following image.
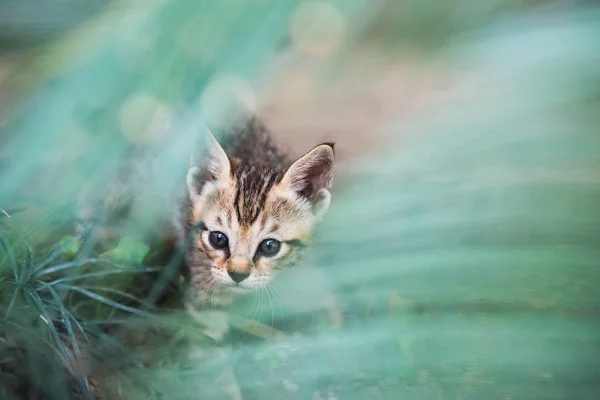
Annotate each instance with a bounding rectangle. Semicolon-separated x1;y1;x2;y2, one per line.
230;256;249;270
228;256;250;283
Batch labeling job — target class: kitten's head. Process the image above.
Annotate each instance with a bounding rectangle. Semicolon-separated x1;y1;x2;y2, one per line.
185;133;334;294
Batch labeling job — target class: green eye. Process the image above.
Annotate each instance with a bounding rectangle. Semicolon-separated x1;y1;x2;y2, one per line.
258;239;281;257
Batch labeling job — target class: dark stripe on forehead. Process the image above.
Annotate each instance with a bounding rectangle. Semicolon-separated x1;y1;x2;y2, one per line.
260;211;269;230
233;164;283;226
226;208;232;226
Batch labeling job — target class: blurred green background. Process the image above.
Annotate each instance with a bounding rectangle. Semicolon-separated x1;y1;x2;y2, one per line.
1;0;599;399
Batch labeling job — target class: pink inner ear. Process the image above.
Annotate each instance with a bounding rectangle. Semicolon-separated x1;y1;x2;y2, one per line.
205;153;226;180
291;149;334;201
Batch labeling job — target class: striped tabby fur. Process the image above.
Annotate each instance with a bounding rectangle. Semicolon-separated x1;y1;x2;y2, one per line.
177;117;334;306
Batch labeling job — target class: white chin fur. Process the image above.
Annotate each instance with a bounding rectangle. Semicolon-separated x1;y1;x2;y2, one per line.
228;286;251;295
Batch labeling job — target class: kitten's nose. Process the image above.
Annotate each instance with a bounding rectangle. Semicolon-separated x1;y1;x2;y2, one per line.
228;271;250;283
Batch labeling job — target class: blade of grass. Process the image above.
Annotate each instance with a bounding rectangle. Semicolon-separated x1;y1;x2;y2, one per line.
22;324;91;400
34;225;94;274
47;266;161;287
0;222;37;284
22;288;72;366
0;231;18;282
83;319;131;325
3;286;20;321
3;320;63;355
78;285;155;309
0;207;25;218
38;259;159;279
35;281;93;398
41;299;91;344
17;244;38;285
228;315;283;340
38;283;155;312
55;284;154;318
64;315;128;356
35;258;115;278
3;319;89;398
36;281;82;355
23;204;75;240
143;239;189;306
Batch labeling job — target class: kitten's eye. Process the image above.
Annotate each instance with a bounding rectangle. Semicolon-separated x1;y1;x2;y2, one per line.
258;239;281;257
208;231;229;249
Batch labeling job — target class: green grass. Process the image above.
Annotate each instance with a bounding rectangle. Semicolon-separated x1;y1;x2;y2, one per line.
0;216;163;399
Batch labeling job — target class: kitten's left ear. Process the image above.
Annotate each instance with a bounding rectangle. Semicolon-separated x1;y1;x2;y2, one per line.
281;143;335;219
186;130;231;201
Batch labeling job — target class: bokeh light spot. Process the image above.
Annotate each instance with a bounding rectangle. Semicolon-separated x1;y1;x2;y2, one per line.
119;94;172;144
200;74;257;126
290;1;346;57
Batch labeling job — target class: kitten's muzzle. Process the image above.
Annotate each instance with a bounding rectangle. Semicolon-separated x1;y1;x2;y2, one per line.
228;256;251;283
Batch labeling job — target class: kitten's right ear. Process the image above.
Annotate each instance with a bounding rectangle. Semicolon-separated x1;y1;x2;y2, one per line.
186;131;231;200
280;142;335;219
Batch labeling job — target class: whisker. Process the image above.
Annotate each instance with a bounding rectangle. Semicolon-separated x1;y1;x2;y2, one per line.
258;285;265;322
206;277;219;310
249;289;259;322
201;278;217;309
266;283;284;323
263;287;275;328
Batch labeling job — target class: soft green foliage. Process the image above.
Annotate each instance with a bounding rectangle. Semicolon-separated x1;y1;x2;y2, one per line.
0;220;159;398
101;237;149;264
1;1;599;399
58;235;82;257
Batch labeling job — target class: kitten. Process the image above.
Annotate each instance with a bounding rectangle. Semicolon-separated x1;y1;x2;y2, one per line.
177;118;334;306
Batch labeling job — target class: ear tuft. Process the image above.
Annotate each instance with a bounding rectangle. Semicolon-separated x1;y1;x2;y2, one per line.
282;143;335;202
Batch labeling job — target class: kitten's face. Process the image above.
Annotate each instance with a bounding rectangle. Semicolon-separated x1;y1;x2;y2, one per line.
186;135;334;294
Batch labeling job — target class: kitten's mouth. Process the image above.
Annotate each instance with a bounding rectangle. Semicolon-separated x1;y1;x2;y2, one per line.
225;284;251;294
216;280;251;294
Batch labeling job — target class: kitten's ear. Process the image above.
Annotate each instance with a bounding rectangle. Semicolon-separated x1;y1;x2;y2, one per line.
281;143;335;218
203;131;231;180
186;166;203;201
186;131;231;200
